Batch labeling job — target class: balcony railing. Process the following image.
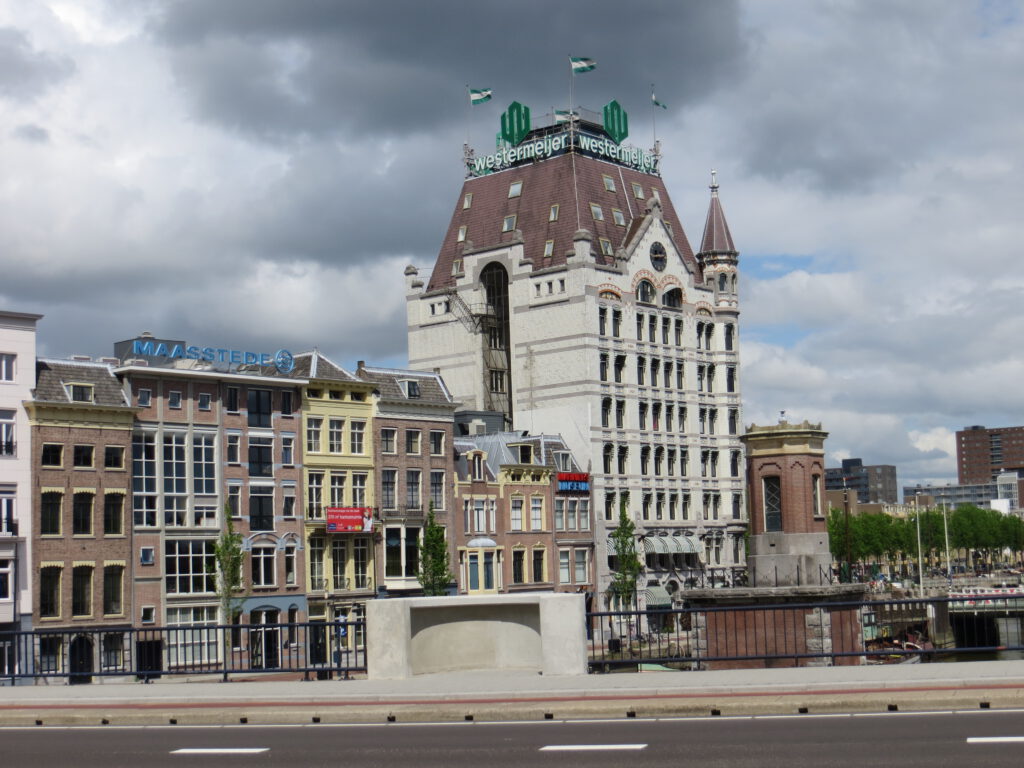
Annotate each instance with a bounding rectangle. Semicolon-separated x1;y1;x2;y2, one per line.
0;441;14;457
0;513;17;536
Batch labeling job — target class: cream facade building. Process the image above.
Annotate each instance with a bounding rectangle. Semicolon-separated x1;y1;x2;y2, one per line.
407;105;746;605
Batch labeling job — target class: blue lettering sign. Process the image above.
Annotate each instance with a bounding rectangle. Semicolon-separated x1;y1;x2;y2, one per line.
130;338;295;374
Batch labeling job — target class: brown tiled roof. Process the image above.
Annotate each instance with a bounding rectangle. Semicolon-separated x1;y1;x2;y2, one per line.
699;188;736;254
427;149;699;291
356;365;455;407
33;359;129;407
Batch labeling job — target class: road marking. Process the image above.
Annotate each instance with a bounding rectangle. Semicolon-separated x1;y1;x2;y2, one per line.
967;736;1024;744
540;744;647;751
170;748;269;755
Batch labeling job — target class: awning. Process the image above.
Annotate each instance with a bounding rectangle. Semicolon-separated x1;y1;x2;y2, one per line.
671;535;701;554
606;536;643;556
642;536;670;554
641;585;672;608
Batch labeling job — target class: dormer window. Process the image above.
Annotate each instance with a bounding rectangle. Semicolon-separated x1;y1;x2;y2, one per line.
602;174;616;192
401;380;420;399
457;225;467;243
554;452;571;471
452;259;463;275
631;182;644;199
549;204;559;222
67;384;93;403
502;215;517;232
543;240;554;257
612;209;626;226
463;192;473;209
472;453;484;481
589;203;604;221
599;238;613;256
515;444;533;464
508;181;523;198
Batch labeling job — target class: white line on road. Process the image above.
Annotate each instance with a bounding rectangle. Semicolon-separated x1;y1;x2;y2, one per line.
540;744;647;751
967;736;1024;744
170;748;269;755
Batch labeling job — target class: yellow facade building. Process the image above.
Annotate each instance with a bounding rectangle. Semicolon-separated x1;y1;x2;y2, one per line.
293;352;376;631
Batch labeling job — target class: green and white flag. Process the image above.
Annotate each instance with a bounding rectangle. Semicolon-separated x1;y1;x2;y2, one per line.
469;88;492;105
570;57;596;73
554;109;576;123
652;92;668;110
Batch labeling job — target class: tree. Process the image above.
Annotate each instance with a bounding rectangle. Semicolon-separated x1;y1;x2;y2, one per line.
418;503;453;596
609;492;642;609
214;508;246;625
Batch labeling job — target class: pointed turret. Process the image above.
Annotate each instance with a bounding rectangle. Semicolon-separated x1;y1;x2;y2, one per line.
697;170;739;302
699;170;736;255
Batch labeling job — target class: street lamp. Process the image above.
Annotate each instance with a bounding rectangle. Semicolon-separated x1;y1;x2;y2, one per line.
942;500;951;582
914;493;925;598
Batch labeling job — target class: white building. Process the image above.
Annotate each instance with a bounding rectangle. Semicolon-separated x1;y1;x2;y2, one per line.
406;105;745;606
0;310;42;650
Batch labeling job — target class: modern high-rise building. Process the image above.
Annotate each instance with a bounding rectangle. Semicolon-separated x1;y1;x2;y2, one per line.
957;425;1024;484
406;101;745;605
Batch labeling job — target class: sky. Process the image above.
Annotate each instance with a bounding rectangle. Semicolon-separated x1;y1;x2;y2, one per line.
3;0;1023;493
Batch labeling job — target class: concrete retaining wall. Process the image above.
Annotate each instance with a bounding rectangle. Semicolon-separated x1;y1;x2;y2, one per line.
366;593;587;679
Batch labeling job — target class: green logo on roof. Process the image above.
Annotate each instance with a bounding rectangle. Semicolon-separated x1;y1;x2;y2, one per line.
500;101;531;147
602;100;628;145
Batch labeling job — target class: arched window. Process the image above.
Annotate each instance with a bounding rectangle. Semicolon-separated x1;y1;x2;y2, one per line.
724;324;735;351
718;273;727;292
636;280;656;304
662;287;682;308
603;444;613;474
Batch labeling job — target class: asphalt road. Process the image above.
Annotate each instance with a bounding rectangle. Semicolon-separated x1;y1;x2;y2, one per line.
4;710;1024;767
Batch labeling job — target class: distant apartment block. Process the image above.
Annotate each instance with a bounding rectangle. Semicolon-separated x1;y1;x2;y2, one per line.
957;425;1024;484
824;458;897;504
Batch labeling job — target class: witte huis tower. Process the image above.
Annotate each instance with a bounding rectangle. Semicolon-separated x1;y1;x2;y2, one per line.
407;100;745;605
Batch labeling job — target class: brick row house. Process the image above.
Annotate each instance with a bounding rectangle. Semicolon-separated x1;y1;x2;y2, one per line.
453;432;594;598
26;359;135;676
116;340;307;671
355;363;458;597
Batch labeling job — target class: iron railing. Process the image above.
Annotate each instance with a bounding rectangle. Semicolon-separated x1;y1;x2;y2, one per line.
587;594;1024;671
0;619;366;685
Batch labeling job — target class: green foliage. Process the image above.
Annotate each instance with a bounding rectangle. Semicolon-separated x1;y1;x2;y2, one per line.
418;504;454;596
213;508;246;622
609;492;642;608
829;503;1024;573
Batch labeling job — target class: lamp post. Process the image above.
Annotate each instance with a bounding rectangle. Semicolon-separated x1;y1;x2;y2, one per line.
942;500;951;582
914;494;925;598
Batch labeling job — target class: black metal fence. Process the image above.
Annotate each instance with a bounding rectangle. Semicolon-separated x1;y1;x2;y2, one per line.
587;594;1024;671
0;619;366;685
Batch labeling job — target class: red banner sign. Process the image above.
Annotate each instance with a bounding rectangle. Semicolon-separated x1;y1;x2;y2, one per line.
326;507;373;533
557;472;589;483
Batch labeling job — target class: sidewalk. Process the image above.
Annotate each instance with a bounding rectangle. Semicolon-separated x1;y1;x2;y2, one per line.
3;661;1024;725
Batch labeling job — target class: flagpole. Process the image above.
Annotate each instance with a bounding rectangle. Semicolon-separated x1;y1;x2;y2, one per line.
651;83;657;147
568;57;580;230
465;84;471;148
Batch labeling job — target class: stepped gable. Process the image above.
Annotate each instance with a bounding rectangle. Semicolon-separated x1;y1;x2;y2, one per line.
427;150;698;292
33;359;129;407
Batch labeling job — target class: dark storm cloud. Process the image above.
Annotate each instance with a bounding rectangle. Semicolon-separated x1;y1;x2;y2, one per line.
151;0;746;142
0;27;75;102
726;3;1022;193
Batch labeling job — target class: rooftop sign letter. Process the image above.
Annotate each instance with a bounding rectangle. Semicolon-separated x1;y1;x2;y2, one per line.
500;101;531;147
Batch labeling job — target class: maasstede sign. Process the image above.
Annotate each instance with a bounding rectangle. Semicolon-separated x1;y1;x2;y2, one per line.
469;99;659;176
130;339;295;374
